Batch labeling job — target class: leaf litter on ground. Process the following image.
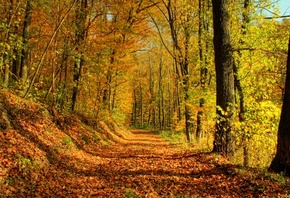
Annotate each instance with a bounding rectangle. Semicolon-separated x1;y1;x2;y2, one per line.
1;91;290;197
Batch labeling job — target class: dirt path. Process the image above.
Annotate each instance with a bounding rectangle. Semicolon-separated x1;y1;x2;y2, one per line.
32;129;286;198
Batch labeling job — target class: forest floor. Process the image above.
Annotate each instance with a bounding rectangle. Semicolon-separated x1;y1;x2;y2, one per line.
1;90;290;197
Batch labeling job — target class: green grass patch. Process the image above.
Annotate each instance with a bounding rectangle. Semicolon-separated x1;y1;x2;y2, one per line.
155;130;186;145
61;137;72;145
123;189;139;198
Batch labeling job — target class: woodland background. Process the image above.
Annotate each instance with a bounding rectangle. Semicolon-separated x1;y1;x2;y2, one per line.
0;0;289;169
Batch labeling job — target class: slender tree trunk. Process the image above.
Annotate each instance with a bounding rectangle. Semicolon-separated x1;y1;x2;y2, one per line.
234;0;250;166
71;0;87;111
71;53;84;111
139;82;143;127
58;42;69;112
131;89;137;126
196;0;209;141
183;20;194;142
158;53;164;130
269;38;290;176
2;0;16;87
148;57;155;128
11;0;21;83
175;77;182;121
166;0;192;141
212;0;235;158
3;63;10;88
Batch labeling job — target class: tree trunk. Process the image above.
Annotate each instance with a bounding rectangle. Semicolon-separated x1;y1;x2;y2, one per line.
71;0;87;111
158;53;164;130
139;82;144;127
196;0;209;141
212;0;235;158
131;89;137;126
269;38;290;176
160;0;192;141
58;42;69;112
234;0;250;166
71;54;83;111
20;0;32;85
3;63;10;88
183;19;194;142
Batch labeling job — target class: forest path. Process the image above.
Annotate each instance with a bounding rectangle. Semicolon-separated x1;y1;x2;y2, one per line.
2;92;289;197
67;129;217;197
43;129;286;197
13;130;290;198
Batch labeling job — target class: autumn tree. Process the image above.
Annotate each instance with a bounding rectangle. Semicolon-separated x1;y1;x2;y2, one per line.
212;0;235;157
229;1;286;166
269;38;290;176
196;0;211;141
71;0;88;111
150;0;197;141
0;0;32;88
231;0;250;166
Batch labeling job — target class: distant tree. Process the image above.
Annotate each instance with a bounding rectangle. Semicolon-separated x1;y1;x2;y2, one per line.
211;0;235;157
196;0;210;141
269;38;290;176
152;0;195;142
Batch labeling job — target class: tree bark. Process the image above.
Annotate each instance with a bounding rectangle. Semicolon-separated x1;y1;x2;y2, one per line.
71;0;88;111
234;0;250;166
269;38;290;176
20;0;32;85
212;0;235;158
196;0;209;141
158;53;165;130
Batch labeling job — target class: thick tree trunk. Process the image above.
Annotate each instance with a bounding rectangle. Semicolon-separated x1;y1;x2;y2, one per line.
212;0;235;158
269;38;290;176
20;0;32;84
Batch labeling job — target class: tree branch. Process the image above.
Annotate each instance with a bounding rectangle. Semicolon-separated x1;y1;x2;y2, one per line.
147;11;174;58
264;15;290;19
